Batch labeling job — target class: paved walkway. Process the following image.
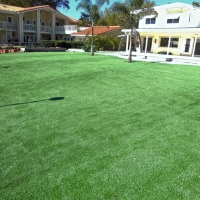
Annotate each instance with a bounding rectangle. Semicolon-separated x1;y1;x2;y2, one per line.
97;51;200;66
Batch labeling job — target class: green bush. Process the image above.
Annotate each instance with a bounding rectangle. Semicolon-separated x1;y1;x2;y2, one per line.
40;40;84;49
85;36;125;51
81;45;97;52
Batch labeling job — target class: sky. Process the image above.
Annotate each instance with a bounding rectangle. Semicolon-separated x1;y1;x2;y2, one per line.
58;0;193;20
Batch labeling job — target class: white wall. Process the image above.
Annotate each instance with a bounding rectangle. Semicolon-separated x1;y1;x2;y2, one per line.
139;3;200;29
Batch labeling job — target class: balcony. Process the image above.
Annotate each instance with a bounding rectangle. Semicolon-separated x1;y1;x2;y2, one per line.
55;25;78;34
40;25;51;33
0;21;18;30
23;24;36;32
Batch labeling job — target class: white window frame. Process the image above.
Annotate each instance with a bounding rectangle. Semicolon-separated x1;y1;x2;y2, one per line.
167;15;180;24
145;17;156;24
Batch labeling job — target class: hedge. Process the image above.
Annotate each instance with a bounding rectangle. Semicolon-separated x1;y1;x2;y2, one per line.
40;40;84;49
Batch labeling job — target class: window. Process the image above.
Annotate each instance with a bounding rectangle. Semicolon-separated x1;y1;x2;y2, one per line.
79;37;85;42
26;19;30;24
7;16;13;23
55;21;60;26
185;39;191;52
41;21;45;26
32;19;36;25
145;18;156;24
167;17;179;23
160;37;179;48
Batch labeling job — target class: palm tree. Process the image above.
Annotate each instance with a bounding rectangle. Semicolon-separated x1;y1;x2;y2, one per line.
192;1;200;7
75;0;110;56
113;0;157;62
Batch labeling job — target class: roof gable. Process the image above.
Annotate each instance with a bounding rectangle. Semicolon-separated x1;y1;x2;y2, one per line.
155;2;193;10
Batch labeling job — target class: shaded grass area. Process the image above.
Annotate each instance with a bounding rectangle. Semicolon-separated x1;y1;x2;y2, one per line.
1;52;200;199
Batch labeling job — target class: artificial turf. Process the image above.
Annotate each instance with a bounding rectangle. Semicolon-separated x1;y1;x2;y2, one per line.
1;52;200;199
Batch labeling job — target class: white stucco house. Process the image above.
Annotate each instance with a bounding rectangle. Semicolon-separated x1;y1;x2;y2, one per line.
122;2;200;57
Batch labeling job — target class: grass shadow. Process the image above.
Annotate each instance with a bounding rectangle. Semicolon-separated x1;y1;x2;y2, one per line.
0;97;64;108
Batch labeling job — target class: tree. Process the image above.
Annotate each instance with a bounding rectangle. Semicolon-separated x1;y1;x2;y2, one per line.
75;0;110;56
0;0;70;9
192;1;200;7
112;0;157;62
96;8;121;26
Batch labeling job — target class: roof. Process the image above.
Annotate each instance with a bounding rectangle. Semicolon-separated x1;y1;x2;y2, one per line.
0;4;78;22
154;2;194;10
71;26;121;36
0;4;24;12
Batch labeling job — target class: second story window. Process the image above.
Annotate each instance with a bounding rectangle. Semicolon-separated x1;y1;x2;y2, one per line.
145;15;156;24
167;16;179;23
146;18;156;24
7;16;13;23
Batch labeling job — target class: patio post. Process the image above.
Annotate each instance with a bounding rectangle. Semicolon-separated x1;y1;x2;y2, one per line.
167;35;172;56
145;34;148;54
126;33;129;52
192;34;198;57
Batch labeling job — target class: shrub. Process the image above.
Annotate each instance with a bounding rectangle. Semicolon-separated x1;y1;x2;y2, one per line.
81;45;97;52
85;36;124;51
40;40;84;49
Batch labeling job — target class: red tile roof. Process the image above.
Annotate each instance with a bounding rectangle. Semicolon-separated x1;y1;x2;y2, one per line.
18;5;50;12
72;26;121;36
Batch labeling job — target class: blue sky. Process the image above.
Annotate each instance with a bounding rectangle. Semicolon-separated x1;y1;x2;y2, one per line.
58;0;193;20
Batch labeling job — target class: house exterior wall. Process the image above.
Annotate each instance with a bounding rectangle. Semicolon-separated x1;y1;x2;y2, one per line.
122;2;200;57
139;7;200;29
0;5;78;44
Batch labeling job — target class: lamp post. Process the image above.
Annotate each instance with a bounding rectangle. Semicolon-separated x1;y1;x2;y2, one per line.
91;20;94;56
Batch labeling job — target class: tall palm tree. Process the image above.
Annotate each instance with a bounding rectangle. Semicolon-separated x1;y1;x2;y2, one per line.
75;0;110;56
113;0;157;62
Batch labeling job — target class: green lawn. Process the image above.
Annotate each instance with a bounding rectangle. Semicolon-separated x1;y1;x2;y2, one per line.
1;52;200;199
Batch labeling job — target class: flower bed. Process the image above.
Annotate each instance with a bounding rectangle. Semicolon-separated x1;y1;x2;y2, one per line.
0;46;21;53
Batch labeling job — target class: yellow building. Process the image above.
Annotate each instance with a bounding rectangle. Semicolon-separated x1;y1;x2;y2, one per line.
0;4;78;44
122;2;200;57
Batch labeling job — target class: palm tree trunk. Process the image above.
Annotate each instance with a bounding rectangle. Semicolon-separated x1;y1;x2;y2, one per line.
91;24;94;56
127;29;133;62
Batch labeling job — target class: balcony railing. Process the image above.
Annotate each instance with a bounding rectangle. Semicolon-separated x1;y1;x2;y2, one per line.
23;24;36;31
40;25;51;33
55;25;78;33
0;21;17;30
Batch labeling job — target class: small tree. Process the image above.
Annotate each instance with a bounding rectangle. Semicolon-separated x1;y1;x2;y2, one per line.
75;0;110;56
